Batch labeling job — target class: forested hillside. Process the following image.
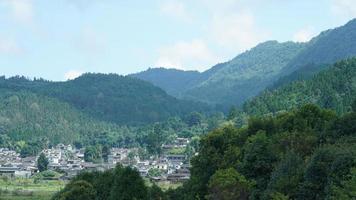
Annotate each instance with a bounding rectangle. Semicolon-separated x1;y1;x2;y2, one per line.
0;89;129;148
167;104;356;200
0;74;210;125
280;19;356;77
131;68;201;97
55;104;356;200
244;58;356;116
184;41;306;105
134;19;356;107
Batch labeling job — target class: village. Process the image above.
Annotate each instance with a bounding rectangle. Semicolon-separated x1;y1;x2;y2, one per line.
0;137;192;185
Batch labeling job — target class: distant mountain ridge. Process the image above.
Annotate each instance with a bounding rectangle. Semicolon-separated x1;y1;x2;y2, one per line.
133;19;356;107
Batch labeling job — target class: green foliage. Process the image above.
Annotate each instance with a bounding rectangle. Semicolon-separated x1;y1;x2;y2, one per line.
265;151;304;199
134;20;356;108
53;165;162;200
102;145;110;163
177;105;356;200
207;168;254;200
52;180;96;200
131;68;201;97
185;112;203;127
0;73;210;125
245;58;356;116
0;89;135;147
109;165;147;200
37;153;49;172
185;41;306;106
84;146;101;162
148;168;162;177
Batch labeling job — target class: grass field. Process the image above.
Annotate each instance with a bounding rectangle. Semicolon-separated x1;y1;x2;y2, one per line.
0;177;65;200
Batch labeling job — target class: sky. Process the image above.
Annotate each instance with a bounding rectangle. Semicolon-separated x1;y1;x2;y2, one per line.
0;0;355;81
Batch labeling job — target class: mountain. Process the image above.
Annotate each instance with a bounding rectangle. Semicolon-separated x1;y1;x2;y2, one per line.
244;58;356;115
130;68;201;97
183;41;306;105
0;74;210;125
0;88;125;145
280;19;356;77
133;19;356;107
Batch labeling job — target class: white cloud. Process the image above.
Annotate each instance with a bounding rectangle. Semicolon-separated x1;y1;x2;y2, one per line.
79;27;107;56
159;0;191;22
155;1;270;70
155;39;218;71
210;11;267;51
293;27;316;43
4;0;34;25
0;38;23;54
64;70;83;80
331;0;356;19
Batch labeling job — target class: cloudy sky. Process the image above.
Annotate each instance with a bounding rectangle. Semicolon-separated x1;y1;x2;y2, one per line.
0;0;355;80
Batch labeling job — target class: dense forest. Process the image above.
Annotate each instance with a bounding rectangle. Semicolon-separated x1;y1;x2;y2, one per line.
53;103;356;199
0;87;219;157
244;58;356;116
0;73;210;125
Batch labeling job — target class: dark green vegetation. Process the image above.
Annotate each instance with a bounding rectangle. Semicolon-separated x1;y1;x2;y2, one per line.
244;58;356;116
134;19;356;107
37;153;49;172
0;89;126;145
0;74;209;125
131;68;201;97
168;104;356;200
0;73;216;156
0;86;216;156
52;165;165;200
52;104;356;200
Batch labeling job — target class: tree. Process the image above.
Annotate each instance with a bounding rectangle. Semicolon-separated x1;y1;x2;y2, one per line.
185;112;203;127
109;165;148;200
265;151;304;199
37;153;49;172
84;146;100;162
328;168;356;199
102;145;110;163
239;131;278;199
297;147;336;200
52;180;96;200
227;106;239;120
207;168;254;200
352;99;356;112
148;184;166;200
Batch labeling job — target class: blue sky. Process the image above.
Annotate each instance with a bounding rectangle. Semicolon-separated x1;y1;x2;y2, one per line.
0;0;355;81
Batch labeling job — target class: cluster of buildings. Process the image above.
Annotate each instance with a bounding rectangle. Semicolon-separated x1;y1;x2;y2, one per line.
0;137;192;184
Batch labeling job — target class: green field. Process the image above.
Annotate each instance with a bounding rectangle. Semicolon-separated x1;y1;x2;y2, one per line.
0;177;65;200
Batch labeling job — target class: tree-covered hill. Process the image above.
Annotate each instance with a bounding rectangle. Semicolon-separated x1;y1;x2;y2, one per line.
170;104;356;200
280;19;356;78
0;89;126;145
54;104;356;200
0;73;210;125
183;41;306;105
134;19;356;107
244;58;356;116
130;68;201;97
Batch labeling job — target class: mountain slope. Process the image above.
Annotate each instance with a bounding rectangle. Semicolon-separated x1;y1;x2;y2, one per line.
130;68;201;97
0;89;125;144
0;74;210;125
280;19;356;77
183;41;306;105
244;58;356;115
134;19;356;107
